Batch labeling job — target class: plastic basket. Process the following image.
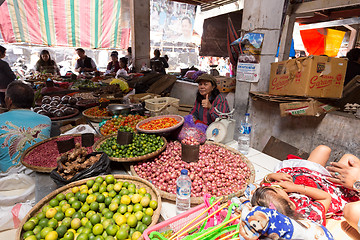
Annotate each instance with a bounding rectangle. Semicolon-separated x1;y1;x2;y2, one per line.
145;97;180;116
143;204;207;240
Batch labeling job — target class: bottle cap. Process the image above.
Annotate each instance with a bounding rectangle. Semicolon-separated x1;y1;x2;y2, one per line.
180;169;188;175
245;113;250;116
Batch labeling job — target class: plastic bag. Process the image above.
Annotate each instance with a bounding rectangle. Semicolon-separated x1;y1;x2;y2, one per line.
50;152;111;187
0;174;35;231
178;115;208;144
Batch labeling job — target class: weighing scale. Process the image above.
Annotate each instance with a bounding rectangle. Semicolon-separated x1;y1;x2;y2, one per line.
206;108;236;144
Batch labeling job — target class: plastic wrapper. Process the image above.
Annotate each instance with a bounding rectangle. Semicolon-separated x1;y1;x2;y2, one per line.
50;152;110;187
178;115;208;144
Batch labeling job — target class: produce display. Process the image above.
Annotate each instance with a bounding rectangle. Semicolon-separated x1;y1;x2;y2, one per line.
26;72;62;82
20;175;159;240
181;136;200;145
100;115;147;135
22;135;100;170
94;84;125;98
71;79;103;90
34;95;79;118
83;106;113;118
56;143;101;180
133;141;252;197
138;117;179;131
97;134;165;159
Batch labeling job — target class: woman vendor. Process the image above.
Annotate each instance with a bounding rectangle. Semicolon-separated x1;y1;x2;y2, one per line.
106;51;120;75
190;74;229;125
35;50;60;75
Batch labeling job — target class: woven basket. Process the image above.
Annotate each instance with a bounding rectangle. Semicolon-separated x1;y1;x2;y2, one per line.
136;115;184;134
130;141;255;204
93;134;167;162
21;134;100;173
16;175;162;240
82;106;113;122
144;97;179;116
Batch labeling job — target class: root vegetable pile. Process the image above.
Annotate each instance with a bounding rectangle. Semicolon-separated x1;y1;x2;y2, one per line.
134;141;251;197
139;117;179;131
100;115;147;135
57;143;102;180
97;134;164;159
22;136;100;168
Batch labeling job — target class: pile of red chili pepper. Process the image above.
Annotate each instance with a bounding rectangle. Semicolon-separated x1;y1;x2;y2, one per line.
139;117;179;130
84;106;112;117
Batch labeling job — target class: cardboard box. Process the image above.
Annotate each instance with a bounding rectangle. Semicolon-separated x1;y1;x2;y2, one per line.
215;76;236;92
279;100;338;117
269;56;347;98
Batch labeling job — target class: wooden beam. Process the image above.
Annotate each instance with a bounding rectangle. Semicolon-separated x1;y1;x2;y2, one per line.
292;0;360;14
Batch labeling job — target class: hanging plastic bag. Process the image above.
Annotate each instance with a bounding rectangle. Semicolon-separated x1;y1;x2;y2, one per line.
178;115;208;144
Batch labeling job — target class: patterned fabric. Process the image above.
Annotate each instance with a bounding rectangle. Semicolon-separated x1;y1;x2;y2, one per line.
0;0;131;49
190;94;230;125
239;205;334;240
278;166;360;220
0;109;51;173
289;193;326;225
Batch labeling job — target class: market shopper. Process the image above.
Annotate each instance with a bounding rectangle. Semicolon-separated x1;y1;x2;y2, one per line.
125;47;133;68
106;51;120;75
34;50;60;75
116;57;129;78
190;74;229;125
150;49;168;74
74;48;97;73
0;46;16;107
0;81;51;174
253;145;360;227
344;48;360;86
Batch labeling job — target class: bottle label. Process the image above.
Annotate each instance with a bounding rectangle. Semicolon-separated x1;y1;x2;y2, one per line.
240;125;251;134
177;186;191;197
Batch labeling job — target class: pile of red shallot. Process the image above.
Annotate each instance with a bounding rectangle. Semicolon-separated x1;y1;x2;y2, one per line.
133;141;251;197
181;136;200;145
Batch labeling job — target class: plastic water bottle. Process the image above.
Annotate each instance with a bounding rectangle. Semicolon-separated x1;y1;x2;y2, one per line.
176;169;191;215
238;113;252;155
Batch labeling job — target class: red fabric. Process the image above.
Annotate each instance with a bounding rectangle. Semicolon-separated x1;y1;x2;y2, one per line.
24;0;42;44
80;0;91;48
300;28;326;55
53;0;68;46
287;154;302;160
0;2;15;43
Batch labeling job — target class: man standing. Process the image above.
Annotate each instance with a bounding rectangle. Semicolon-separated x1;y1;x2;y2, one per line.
0;81;51;175
74;48;97;73
0;46;16;107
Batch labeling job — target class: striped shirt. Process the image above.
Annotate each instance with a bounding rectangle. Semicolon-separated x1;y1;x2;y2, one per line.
190;94;230;125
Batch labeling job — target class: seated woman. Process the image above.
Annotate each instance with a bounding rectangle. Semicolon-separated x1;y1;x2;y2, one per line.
190;74;229;125
35;50;60;75
106;51;120;75
252;145;360;227
115;57;129;78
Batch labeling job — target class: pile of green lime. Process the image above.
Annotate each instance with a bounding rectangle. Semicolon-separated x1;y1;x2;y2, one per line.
21;175;158;240
97;134;164;159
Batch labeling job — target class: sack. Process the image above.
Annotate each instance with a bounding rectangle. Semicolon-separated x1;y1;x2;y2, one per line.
0;174;35;231
50;152;111;187
178;115;208;144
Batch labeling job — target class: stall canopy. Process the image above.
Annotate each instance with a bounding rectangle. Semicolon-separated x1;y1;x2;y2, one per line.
0;0;131;49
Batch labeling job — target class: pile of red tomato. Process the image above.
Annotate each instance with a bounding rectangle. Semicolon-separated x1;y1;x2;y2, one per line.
100;115;147;135
139;117;179;131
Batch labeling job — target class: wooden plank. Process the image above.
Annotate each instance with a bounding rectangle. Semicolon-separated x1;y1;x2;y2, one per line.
262;136;309;161
292;0;360;14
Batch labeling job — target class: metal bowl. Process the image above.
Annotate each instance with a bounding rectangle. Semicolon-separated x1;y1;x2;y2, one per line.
107;104;131;115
